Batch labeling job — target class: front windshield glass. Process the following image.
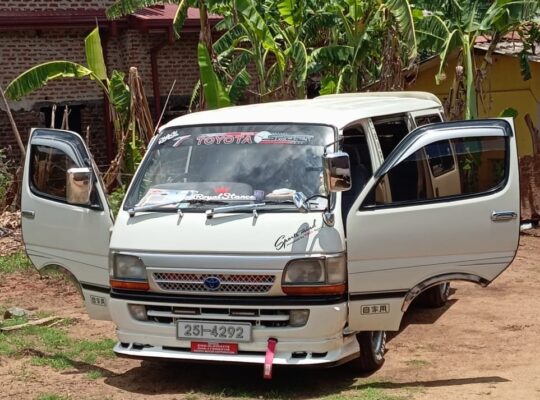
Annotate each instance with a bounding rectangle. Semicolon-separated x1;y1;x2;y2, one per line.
125;124;335;211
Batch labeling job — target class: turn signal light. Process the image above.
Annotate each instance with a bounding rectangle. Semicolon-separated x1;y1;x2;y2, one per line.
110;279;149;291
282;283;346;296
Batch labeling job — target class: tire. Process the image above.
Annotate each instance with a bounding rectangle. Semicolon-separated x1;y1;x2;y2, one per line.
418;282;450;308
354;331;386;372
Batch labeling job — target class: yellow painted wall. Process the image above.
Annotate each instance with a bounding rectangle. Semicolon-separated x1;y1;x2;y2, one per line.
408;54;540;156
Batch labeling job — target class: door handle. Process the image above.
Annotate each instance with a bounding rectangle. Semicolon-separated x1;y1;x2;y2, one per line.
21;210;35;219
491;211;517;222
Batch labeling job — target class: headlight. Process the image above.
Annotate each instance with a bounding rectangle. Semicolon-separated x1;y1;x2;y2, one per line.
283;259;325;284
110;253;149;291
282;254;346;295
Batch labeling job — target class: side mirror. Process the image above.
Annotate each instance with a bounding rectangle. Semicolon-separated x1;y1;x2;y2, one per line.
66;167;93;206
322;151;352;192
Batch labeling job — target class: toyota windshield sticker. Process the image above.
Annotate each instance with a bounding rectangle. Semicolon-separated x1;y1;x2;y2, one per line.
193;131;315;146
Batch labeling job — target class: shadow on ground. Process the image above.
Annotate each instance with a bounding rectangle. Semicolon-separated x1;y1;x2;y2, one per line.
29;286;484;398
99;361;508;398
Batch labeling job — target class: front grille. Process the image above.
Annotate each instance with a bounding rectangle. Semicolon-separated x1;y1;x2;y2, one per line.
152;272;276;294
145;305;291;327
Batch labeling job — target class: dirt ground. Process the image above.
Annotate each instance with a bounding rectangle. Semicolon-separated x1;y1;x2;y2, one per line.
1;233;539;400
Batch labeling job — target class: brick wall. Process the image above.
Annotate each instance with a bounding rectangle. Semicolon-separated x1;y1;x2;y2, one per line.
0;0;115;11
0;30;103;106
0;25;201;170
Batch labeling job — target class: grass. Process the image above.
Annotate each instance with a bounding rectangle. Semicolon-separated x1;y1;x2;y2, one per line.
86;369;104;380
317;387;409;400
405;359;430;368
0;323;116;370
35;394;70;400
0;252;33;274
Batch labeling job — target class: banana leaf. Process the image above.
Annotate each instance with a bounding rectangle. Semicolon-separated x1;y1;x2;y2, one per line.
5;61;93;101
85;27;108;81
107;0;171;19
228;68;251;103
197;43;231;110
384;0;417;59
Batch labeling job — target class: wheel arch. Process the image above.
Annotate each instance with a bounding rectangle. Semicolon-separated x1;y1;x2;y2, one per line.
39;263;84;299
401;273;490;312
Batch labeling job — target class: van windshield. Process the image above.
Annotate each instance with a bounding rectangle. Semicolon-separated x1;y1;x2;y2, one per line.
124;124;335;211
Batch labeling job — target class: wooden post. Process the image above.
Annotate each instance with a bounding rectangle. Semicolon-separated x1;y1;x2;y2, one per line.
0;84;25;158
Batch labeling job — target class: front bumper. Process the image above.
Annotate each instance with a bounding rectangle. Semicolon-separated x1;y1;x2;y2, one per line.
109;294;357;366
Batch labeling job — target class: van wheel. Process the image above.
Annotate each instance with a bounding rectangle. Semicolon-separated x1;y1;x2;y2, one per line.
354;331;386;372
418;283;450;308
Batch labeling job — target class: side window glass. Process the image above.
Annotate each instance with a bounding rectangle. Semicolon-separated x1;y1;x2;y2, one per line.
372;116;410;158
362;136;507;207
425;140;454;177
414;114;442;127
31;145;78;201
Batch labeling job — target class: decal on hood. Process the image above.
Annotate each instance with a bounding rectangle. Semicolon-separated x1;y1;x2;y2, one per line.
274;219;321;250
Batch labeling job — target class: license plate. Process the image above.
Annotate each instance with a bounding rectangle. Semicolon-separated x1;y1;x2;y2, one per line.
191;342;238;355
177;320;252;342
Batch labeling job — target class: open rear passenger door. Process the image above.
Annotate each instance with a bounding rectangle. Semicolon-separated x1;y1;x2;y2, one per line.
346;120;519;331
21;128;113;320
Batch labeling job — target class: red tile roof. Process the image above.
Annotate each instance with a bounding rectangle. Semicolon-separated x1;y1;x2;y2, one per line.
0;5;219;31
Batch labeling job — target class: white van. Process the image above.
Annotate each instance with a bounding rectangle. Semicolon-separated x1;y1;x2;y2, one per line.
21;92;519;377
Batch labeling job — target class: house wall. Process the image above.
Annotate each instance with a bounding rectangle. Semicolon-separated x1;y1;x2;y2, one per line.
0;24;201;170
408;54;540;156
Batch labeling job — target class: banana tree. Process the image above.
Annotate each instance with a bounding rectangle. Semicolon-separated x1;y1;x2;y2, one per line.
415;0;540;120
310;0;417;94
4;28;153;191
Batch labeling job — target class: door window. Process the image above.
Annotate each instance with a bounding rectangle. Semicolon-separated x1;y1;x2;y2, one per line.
372;115;410;158
363;136;508;207
414;114;442;127
30;145;78;201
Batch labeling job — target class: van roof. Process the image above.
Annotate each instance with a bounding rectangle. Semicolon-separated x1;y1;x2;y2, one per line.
161;92;442;131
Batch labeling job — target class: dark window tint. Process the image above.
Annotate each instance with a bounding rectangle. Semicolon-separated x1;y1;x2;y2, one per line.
30;145;78;200
363;136;507;207
372;116;409;158
414;114;442;127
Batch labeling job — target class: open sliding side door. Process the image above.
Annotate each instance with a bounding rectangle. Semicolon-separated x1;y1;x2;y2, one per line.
345;119;519;332
21;128;113;320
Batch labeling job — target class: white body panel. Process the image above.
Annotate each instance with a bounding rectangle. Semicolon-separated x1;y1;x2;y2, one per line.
21;129;113;320
21;94;520;367
346;119;519;331
111;210;344;255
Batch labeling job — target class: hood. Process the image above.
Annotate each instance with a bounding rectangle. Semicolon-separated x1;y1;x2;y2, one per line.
110;210;345;255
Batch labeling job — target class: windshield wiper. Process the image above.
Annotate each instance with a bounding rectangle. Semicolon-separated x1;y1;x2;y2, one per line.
206;202;268;219
128;199;228;217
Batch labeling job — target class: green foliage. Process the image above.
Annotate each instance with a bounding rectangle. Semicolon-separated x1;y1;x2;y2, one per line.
0;252;33;274
4;62;93;101
107;0;178;19
86;369;104;380
109;70;130;118
84;27;108;81
107;185;126;217
499;107;518;118
197;43;232;109
0;149;13;202
414;0;540;119
0;323;115;370
35;394;71;400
